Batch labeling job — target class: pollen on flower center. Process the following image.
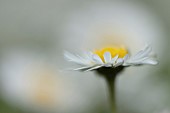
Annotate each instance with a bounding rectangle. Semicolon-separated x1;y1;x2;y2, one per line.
94;47;128;62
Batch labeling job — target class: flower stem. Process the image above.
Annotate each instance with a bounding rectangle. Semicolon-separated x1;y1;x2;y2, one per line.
105;76;116;113
96;67;124;113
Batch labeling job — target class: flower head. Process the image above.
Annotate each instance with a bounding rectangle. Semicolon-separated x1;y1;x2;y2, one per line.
64;45;157;72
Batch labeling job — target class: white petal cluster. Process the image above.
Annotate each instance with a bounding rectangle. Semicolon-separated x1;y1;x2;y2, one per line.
64;45;157;71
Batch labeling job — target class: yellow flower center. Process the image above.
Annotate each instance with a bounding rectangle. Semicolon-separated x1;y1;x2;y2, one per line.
94;47;128;62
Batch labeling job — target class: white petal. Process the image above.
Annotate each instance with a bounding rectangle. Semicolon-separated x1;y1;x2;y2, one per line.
123;54;129;61
104;64;112;67
92;54;104;64
131;45;152;60
124;57;147;65
129;57;148;63
64;51;84;65
64;51;78;61
83;51;93;59
138;45;152;58
84;65;103;72
73;66;93;71
140;59;158;65
64;51;93;65
104;52;111;63
83;52;98;65
114;58;124;67
111;55;119;64
124;58;158;66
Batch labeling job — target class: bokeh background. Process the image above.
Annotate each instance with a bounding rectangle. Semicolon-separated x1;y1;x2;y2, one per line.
0;0;169;113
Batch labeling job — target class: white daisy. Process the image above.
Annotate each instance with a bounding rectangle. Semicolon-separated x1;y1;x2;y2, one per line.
61;1;165;64
64;45;157;72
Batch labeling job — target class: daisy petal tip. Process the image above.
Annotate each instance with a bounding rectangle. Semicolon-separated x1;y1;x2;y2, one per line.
142;58;158;65
150;60;158;65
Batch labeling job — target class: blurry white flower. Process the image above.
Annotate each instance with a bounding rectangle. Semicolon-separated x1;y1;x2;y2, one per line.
64;45;157;71
0;50;90;113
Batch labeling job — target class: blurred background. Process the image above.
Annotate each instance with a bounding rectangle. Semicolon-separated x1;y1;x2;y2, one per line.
0;0;169;113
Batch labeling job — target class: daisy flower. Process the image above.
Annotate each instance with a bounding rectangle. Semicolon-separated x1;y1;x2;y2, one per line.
61;1;165;68
64;45;158;72
64;44;158;113
61;1;161;113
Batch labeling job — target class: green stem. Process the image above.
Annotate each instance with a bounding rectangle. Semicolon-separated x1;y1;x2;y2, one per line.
96;66;123;113
105;76;116;113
